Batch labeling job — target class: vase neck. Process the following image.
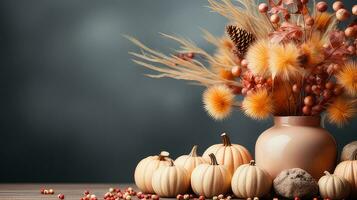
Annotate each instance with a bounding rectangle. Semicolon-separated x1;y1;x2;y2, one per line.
274;116;321;127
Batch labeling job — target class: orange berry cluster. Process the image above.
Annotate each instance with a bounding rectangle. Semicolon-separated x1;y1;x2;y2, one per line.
137;192;159;200
103;187;159;200
241;71;273;96
176;193;234;200
299;67;343;116
80;190;97;200
40;188;55;195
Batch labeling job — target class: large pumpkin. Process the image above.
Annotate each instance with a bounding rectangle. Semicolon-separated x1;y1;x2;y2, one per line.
202;133;252;174
334;149;357;197
318;171;350;199
174;145;207;178
134;151;172;193
152;160;190;197
191;153;231;198
231;160;272;198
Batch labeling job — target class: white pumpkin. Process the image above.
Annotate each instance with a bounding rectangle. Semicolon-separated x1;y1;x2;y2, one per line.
134;151;172;193
152;160;190;197
231;160;272;198
174;145;207;178
191;153;231;198
318;171;350;200
334;149;357;198
203;133;252;174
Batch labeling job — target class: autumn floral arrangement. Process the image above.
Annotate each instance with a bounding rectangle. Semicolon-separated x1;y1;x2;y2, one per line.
129;0;357;126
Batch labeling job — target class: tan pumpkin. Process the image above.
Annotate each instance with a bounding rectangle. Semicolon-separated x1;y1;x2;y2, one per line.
174;145;207;177
134;151;172;193
318;171;350;200
151;160;190;197
231;160;272;198
341;141;357;162
202;133;252;174
334;149;357;198
191;153;231;198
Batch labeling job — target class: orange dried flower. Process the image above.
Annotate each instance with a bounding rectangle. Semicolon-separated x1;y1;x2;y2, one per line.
246;39;270;77
314;12;331;31
300;34;325;67
336;61;357;97
242;88;274;120
219;69;234;80
203;85;235;120
327;97;357;127
269;43;303;80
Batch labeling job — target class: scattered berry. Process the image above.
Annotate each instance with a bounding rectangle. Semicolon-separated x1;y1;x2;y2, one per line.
48;189;54;194
58;194;65;199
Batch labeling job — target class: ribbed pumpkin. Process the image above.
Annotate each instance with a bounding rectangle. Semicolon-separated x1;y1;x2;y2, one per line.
151;160;190;197
318;171;350;200
341;141;357;162
231;160;272;198
191;153;231;198
334;149;357;197
202;133;252;174
174;145;207;178
134;151;172;193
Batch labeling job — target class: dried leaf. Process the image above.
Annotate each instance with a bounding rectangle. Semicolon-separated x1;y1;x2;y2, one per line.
270;22;303;43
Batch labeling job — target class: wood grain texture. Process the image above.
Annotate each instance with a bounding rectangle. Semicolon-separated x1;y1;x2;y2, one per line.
0;184;135;200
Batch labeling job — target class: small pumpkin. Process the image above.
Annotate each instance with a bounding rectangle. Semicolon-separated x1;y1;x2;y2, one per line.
151;160;190;197
202;133;252;174
191;153;231;198
334;149;357;197
134;151;172;193
341;141;357;162
174;145;207;177
231;160;272;198
318;171;350;200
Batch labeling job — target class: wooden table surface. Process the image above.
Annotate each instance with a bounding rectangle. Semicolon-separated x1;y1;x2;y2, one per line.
0;184;137;200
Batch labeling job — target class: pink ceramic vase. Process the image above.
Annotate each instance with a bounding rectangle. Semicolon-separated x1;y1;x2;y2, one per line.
255;116;337;180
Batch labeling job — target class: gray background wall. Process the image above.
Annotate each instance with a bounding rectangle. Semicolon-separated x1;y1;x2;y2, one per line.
0;0;355;182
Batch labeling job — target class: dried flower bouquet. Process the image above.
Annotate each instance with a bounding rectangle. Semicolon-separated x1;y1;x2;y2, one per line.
129;0;357;126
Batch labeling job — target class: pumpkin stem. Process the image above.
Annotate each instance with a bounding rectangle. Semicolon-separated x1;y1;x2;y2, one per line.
249;160;256;166
159;151;170;160
189;145;198;157
209;153;219;165
221;133;232;146
170;160;174;166
324;171;331;176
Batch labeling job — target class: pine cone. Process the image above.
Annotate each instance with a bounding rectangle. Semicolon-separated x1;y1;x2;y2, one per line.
226;25;256;57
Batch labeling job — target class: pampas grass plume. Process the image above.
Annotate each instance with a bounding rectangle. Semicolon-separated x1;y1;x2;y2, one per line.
246;39;270;77
203;85;235;120
337;61;357;97
327;97;357;127
269;43;303;80
300;34;324;67
242;89;274;120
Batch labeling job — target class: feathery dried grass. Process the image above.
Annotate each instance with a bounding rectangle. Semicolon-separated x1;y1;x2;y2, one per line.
208;0;272;39
127;34;240;87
